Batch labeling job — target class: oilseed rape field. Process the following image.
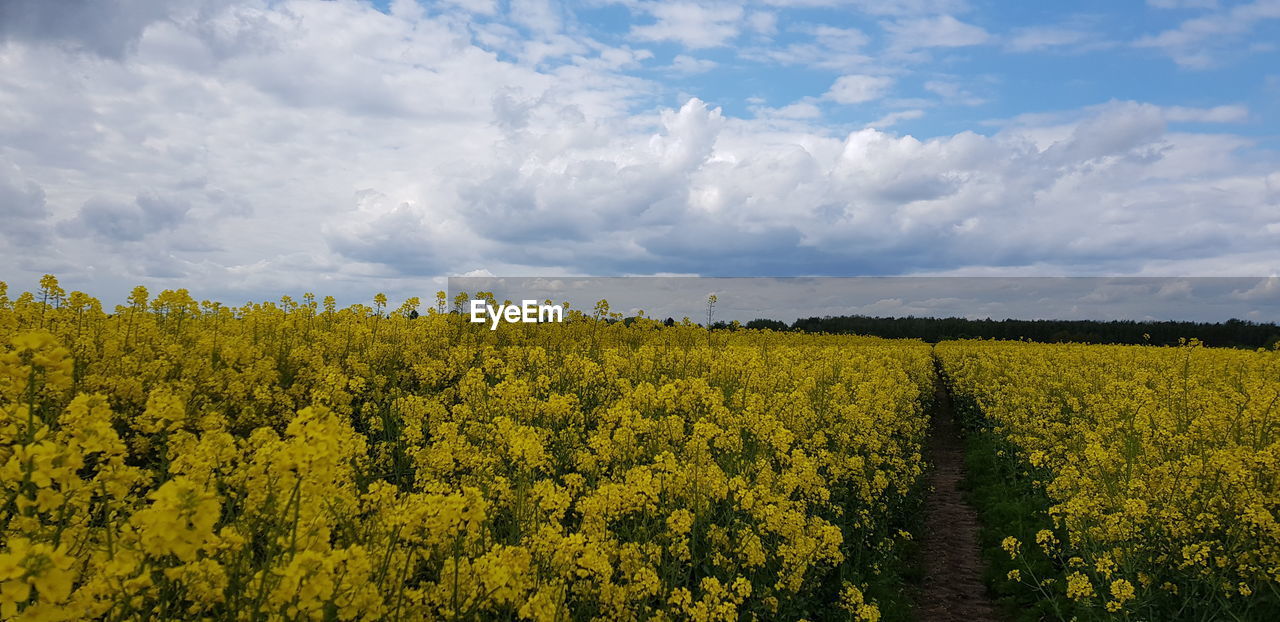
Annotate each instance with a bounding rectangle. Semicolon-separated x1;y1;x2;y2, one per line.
0;278;931;622
938;340;1280;621
2;277;1279;621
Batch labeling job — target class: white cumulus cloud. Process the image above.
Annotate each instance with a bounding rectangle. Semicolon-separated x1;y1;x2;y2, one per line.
825;74;895;104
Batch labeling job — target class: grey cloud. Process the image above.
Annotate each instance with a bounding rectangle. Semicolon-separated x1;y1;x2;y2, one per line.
58;191;191;241
203;188;254;218
324;191;449;276
640;221;805;260
875;174;962;204
492;90;536;132
0;0;172;58
135;192;189;229
0;165;52;247
0;0;265;64
1231;277;1280;301
141;254;190;279
0;167;47;218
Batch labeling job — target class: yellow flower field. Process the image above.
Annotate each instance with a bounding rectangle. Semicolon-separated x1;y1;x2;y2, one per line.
938;339;1280;620
0;278;932;621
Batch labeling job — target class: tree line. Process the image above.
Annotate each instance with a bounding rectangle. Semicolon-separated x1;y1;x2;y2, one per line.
736;315;1280;349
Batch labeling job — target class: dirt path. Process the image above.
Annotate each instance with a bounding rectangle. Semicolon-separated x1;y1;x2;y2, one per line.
916;378;998;622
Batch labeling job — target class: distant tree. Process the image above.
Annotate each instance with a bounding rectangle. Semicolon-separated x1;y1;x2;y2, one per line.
664;317;675;327
746;318;788;331
785;314;1280;349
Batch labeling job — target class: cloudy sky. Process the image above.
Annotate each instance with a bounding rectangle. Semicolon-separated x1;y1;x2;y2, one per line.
2;0;1279;307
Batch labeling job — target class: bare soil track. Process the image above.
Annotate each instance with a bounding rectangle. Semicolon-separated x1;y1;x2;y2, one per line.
916;380;998;622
